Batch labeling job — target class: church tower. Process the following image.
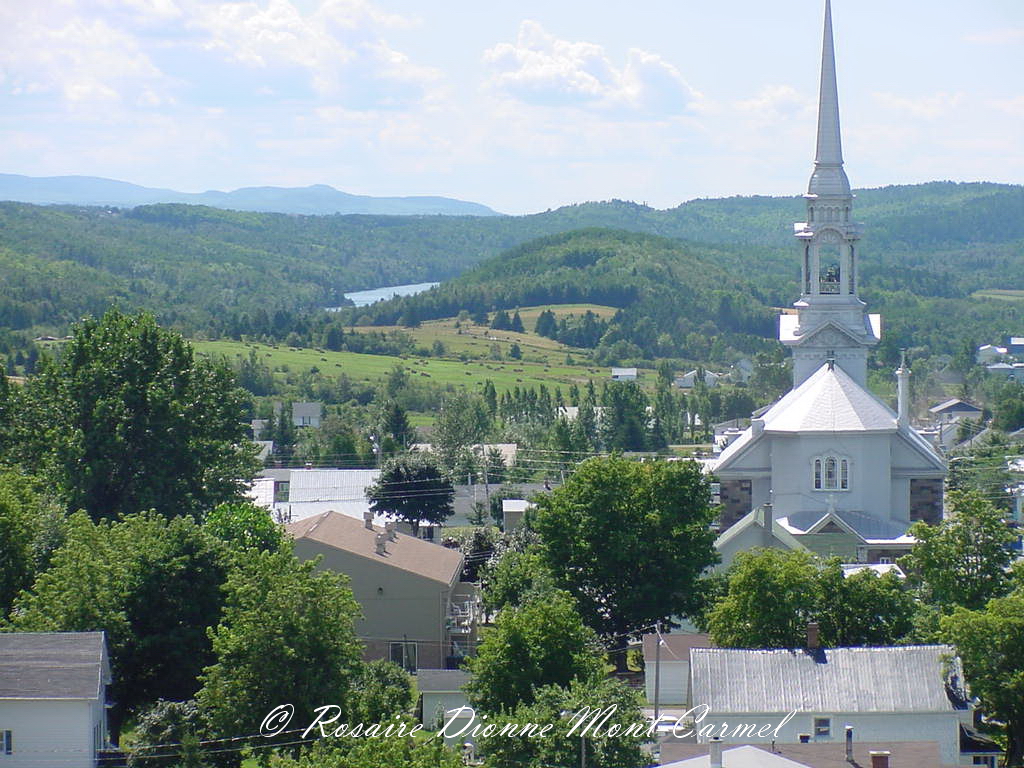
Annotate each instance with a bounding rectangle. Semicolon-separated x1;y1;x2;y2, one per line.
779;0;880;388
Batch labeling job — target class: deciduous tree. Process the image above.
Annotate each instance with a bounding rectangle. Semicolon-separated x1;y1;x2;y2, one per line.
367;452;454;535
532;456;718;667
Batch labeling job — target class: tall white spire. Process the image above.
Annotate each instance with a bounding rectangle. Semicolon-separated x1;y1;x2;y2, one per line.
808;0;851;197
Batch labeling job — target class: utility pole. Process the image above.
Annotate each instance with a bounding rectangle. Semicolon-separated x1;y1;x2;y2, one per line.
653;621;662;723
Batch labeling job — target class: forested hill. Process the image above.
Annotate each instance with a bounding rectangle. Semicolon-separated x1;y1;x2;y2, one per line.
0;181;1021;336
340;229;778;362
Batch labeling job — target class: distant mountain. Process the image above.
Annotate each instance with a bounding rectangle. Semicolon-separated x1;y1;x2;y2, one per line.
0;173;501;217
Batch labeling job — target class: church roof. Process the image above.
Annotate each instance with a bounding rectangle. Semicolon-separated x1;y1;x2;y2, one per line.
779;508;912;541
759;362;896;434
808;0;851;197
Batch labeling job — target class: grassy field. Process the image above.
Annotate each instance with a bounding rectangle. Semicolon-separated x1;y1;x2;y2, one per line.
349;303;619;367
193;339;616;396
973;289;1024;302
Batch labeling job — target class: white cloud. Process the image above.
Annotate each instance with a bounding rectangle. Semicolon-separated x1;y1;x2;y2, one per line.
872;91;964;120
483;20;700;116
965;27;1024;45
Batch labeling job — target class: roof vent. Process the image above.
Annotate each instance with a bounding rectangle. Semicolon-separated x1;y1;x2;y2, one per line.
375;533;388;555
363;510;374;530
385;521;398;541
845;725;854;763
869;751;890;768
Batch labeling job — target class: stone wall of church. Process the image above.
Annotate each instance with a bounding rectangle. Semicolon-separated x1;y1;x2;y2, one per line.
909;478;943;525
719;479;752;533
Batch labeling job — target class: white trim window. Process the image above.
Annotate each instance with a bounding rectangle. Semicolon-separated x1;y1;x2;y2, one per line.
813;456;850;491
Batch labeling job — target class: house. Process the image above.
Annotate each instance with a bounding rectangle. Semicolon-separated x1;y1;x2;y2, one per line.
985;362;1018;379
500;498;531;531
928;399;982;422
410;443;519;469
729;358;755;384
660;740;944;768
611;367;639;382
0;632;111;768
287;511;479;670
1008;337;1024;356
270;468;382;525
975;345;1007;364
675;370;724;389
416;669;471;737
689;644;987;767
641;632;712;706
292;401;322;428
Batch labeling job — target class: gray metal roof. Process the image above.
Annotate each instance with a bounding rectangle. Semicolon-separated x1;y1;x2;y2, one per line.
415;669;469;692
691;645;962;714
0;632;108;700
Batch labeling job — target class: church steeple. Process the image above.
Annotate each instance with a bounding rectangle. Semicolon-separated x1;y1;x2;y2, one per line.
780;0;880;389
809;0;850;196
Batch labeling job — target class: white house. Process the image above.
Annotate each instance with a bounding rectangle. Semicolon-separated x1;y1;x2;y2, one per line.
0;632;111;768
975;344;1007;364
641;632;711;706
611;367;639;381
689;644;986;768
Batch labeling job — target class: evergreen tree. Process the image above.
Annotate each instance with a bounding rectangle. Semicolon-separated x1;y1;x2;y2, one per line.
511;310;525;333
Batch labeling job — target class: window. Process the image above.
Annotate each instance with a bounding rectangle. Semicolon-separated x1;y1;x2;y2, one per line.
813;456;850;491
813;718;831;740
390;641;418;672
2;730;11;755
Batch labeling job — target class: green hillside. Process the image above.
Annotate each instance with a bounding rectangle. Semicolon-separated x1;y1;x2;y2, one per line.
0;181;1021;350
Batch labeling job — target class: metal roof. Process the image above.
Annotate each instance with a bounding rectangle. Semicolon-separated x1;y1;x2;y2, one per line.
415;669;469;692
287;468;380;503
0;632;108;700
691;645;962;714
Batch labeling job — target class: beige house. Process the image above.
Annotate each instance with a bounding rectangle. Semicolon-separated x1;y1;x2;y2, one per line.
287;511;479;670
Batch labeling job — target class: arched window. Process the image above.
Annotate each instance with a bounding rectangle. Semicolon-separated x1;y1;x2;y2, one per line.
813;455;850;490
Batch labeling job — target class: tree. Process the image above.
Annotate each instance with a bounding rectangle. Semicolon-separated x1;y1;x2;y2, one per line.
274;733;463;768
532;457;718;668
203;501;283;552
434;391;490;471
509;342;522;359
367;452;454;535
382;401;415;448
129;700;207;768
706;549;916;649
480;545;554;615
477;677;646;768
511;310;525;333
197;545;363;740
18;310;258;521
899;490;1015;610
600;381;648;451
942;586;1024;766
347;659;414;724
0;472;41;617
465;590;605;714
8;512;229;739
707;548;819;649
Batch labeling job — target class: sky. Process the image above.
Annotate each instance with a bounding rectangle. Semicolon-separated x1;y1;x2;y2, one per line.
1;0;1022;215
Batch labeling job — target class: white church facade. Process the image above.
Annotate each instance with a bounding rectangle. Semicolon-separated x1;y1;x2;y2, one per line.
712;0;946;564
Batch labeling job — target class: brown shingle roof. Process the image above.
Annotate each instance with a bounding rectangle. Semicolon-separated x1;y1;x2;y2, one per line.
287;511;464;586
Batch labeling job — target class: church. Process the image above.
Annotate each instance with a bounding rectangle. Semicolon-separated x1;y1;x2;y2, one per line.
711;0;946;566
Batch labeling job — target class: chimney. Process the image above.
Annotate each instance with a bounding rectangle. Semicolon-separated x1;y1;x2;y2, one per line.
751;417;765;436
869;750;890;768
385;520;397;541
806;622;820;649
845;725;853;763
375;533;388;555
896;350;910;428
363;510;374;530
760;503;774;545
709;737;723;768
